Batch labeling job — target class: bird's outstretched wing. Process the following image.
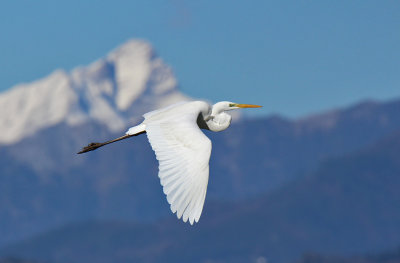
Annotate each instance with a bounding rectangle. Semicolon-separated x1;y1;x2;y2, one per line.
143;102;211;225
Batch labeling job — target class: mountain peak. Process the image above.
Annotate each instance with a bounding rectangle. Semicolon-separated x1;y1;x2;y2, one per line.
108;39;154;61
0;39;188;144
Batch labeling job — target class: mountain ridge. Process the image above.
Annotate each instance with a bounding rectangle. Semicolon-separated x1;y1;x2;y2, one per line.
0;96;399;247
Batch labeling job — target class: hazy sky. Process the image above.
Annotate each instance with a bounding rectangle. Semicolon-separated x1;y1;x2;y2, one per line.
1;0;399;118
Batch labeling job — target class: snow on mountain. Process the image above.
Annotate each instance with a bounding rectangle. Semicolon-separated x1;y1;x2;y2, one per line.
0;39;189;144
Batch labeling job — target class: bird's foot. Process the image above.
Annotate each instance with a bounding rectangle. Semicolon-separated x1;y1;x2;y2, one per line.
77;142;105;154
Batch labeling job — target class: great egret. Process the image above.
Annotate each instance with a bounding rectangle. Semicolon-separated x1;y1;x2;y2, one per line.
78;100;262;224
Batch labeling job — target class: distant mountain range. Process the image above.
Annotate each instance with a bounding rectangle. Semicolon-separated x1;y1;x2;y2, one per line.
2;129;400;263
0;39;399;262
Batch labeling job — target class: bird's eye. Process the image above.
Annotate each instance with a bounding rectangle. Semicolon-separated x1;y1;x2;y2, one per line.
229;103;236;107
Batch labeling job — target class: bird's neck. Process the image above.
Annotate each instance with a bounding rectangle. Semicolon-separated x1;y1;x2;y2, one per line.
206;112;232;132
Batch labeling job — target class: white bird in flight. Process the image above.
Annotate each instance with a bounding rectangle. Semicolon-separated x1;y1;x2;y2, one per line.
78;100;262;224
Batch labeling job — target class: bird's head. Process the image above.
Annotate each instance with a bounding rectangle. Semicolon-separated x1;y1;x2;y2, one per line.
212;101;262;115
205;101;262;132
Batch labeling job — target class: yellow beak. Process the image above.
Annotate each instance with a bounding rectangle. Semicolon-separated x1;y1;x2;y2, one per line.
235;104;262;108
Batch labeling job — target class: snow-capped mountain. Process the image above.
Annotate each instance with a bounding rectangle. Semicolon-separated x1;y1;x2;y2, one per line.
0;39;188;144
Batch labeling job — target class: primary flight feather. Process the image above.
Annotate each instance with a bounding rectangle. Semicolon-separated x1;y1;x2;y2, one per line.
78;100;261;224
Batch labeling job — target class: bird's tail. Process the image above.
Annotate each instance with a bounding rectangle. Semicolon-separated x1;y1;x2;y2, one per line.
77;124;146;154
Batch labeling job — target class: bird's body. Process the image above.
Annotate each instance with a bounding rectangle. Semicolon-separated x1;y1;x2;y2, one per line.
78;100;261;224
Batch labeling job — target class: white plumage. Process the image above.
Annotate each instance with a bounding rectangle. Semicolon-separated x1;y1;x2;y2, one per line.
79;100;261;225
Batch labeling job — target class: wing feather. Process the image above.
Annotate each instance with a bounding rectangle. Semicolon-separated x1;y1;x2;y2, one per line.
144;101;211;224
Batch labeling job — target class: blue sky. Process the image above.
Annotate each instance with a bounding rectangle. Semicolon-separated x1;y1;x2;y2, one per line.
1;0;399;117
